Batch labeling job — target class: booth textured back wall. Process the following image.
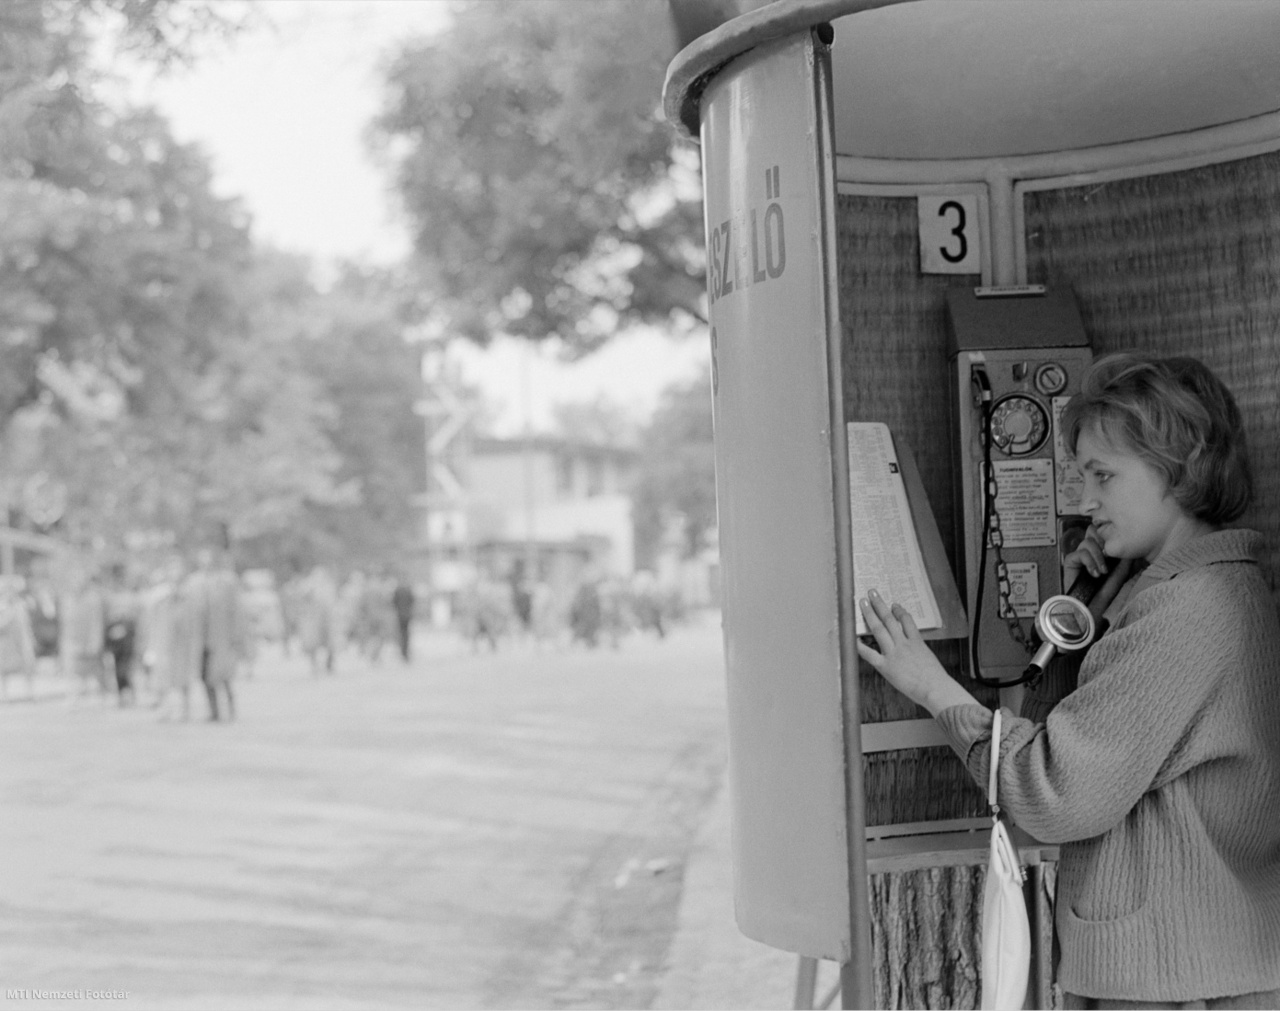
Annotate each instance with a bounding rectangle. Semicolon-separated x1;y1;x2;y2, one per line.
1025;149;1280;583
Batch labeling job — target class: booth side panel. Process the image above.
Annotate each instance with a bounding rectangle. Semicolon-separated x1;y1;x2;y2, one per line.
836;192;997;1010
701;35;853;960
1024;149;1280;582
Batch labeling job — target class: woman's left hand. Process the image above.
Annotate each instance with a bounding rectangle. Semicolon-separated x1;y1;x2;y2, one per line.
856;589;976;716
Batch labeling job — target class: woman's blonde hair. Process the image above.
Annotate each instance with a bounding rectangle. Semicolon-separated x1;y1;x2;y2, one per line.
1060;352;1252;524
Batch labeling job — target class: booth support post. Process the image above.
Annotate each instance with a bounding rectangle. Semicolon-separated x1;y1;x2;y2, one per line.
812;25;875;1010
985;168;1019;285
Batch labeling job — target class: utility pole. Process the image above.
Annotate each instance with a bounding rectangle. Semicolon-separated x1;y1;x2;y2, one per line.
520;340;537;581
413;338;472;625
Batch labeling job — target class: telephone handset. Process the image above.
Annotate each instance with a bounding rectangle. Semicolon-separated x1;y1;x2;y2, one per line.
1026;563;1113;679
946;286;1094;687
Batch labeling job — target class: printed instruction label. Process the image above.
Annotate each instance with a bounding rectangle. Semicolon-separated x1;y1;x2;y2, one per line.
998;561;1040;618
990;458;1056;547
847;422;942;635
1052;396;1085;514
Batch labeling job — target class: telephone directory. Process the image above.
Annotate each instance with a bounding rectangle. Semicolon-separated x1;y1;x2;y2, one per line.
847;422;942;636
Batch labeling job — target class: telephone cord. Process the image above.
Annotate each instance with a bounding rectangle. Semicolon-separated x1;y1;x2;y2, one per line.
971;393;1042;689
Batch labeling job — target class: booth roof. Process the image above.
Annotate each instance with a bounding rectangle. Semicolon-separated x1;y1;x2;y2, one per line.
664;0;1280;159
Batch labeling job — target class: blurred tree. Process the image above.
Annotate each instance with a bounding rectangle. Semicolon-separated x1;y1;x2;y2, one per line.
54;0;257;70
0;1;433;578
372;0;705;355
283;266;427;577
550;395;640;448
0;0;367;567
3;248;351;565
632;367;716;570
2;107;253;420
183;251;354;552
0;0;257;424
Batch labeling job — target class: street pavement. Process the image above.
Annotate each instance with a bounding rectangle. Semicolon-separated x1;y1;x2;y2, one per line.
0;613;806;1010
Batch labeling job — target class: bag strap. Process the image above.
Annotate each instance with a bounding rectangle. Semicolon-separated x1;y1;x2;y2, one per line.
987;708;1002;816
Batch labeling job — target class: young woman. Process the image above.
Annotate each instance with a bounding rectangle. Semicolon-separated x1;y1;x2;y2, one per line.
857;353;1280;1009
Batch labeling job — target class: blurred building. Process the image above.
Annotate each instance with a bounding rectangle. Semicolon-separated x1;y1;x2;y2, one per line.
413;341;721;627
465;435;637;587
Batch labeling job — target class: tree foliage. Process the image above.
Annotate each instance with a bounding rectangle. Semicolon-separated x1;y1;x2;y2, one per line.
632;368;716;569
549;395;640;448
0;0;258;423
0;0;424;576
286;267;427;575
373;0;705;354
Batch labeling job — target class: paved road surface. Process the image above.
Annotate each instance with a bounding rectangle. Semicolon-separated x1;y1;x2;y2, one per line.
0;616;729;1010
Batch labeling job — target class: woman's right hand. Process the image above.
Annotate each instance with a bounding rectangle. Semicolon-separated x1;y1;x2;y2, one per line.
1063;524;1131;615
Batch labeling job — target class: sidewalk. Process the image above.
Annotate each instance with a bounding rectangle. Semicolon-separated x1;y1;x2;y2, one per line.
656;777;843;1011
4;631;829;1010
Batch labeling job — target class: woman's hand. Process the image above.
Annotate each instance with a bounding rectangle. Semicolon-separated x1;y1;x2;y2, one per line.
1063;525;1132;618
856;589;978;716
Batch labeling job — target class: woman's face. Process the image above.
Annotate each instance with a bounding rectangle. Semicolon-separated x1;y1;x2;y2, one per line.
1075;424;1187;563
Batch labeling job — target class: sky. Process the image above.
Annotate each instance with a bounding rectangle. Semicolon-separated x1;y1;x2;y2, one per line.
126;0;709;435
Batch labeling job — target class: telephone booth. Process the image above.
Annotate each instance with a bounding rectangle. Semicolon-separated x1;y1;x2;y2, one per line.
663;2;1280;1007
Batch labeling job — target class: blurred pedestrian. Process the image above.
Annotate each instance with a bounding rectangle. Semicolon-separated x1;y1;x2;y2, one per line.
142;556;193;721
0;575;37;700
238;569;285;678
357;573;394;662
508;562;533;636
630;571;668;640
278;575;302;657
392;575;415;662
343;571;384;662
341;571;362;654
103;565;140;707
25;575;60;676
528;579;562;650
568;579;603;649
62;568;107;705
470;579;512;652
599;576;630;649
297;565;339;676
188;546;246;722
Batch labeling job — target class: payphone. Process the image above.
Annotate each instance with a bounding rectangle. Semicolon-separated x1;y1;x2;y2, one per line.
947;286;1093;685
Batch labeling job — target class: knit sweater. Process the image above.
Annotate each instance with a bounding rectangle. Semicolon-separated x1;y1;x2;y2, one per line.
937;529;1280;1002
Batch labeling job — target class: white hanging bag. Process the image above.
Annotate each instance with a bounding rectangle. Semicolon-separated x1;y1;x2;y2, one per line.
980;708;1032;1011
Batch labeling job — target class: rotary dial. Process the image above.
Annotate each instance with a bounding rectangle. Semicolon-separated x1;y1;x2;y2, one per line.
990;394;1049;456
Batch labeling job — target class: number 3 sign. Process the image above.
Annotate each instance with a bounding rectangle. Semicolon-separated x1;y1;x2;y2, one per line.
918;193;981;274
